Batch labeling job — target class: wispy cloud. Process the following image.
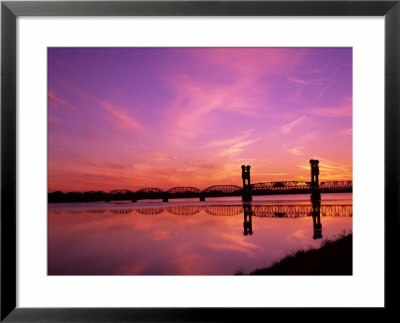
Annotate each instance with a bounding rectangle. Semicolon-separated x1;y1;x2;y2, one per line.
307;103;352;117
203;132;253;148
148;152;175;162
50;80;145;133
98;100;144;132
280;116;308;134
284;144;304;156
48;90;75;110
165;76;262;137
164;48;306;137
315;81;335;101
337;128;352;136
299;131;317;142
217;138;260;157
287;77;327;85
202;132;260;158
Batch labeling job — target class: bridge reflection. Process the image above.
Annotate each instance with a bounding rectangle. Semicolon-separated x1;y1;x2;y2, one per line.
82;196;350;238
243;204;253;235
87;203;352;218
86;201;350;239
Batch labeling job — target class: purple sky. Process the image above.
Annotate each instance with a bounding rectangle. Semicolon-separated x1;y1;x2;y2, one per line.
48;48;352;192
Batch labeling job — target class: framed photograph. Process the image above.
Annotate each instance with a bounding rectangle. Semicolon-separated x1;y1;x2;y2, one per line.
1;0;399;321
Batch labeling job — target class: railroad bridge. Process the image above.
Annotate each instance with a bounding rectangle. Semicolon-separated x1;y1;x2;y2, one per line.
48;160;352;203
97;180;351;203
104;160;350;202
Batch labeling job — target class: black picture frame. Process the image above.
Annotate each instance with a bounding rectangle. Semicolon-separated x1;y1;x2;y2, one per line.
1;0;399;321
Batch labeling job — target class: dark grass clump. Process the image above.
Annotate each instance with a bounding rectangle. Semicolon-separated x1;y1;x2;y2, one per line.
246;232;352;275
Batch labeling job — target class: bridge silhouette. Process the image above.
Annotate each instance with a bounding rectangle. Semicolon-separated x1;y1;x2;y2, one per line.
48;160;352;203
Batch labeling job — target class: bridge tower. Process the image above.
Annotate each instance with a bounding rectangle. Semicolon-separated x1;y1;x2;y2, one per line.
309;159;321;201
243;204;253;235
241;165;252;201
310;159;319;187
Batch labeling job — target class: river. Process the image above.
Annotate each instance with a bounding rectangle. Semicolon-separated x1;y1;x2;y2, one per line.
48;193;352;275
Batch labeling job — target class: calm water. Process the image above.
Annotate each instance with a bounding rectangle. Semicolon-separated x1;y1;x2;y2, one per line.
48;193;352;275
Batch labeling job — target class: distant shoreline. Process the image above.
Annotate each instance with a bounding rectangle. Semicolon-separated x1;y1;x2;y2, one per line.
237;233;352;275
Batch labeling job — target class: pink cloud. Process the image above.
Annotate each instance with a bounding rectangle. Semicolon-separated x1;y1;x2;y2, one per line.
284;144;305;156
337;128;352;136
315;81;335;101
287;77;327;85
50;80;145;133
164;48;306;137
280;116;308;134
299;131;317;142
96;100;144;133
194;48;305;78
217;138;260;157
165;77;256;136
307;104;352;117
203;132;253;148
48;90;75;110
148;152;175;162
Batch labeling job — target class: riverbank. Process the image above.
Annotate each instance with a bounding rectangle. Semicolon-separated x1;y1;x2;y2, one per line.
241;233;352;275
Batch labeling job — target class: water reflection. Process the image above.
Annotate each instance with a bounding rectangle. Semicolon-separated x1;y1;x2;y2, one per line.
48;194;352;275
311;192;322;240
82;203;352;218
243;203;253;236
80;199;351;240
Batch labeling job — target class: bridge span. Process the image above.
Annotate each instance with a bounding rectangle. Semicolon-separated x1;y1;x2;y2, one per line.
48;160;352;203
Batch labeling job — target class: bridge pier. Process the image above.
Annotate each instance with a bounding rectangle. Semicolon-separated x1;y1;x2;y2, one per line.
163;197;168;202
200;195;205;202
241;165;252;201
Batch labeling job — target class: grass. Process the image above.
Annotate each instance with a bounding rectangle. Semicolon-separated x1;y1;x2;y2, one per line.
237;232;352;275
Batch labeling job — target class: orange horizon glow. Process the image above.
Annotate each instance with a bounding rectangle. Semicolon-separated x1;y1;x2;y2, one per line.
48;48;352;193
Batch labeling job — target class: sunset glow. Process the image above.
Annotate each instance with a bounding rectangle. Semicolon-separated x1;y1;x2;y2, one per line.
48;48;352;192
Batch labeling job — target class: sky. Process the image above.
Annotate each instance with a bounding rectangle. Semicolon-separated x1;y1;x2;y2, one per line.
48;47;352;192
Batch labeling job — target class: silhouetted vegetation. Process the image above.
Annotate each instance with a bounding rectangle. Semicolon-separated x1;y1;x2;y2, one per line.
237;233;352;275
48;191;110;203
